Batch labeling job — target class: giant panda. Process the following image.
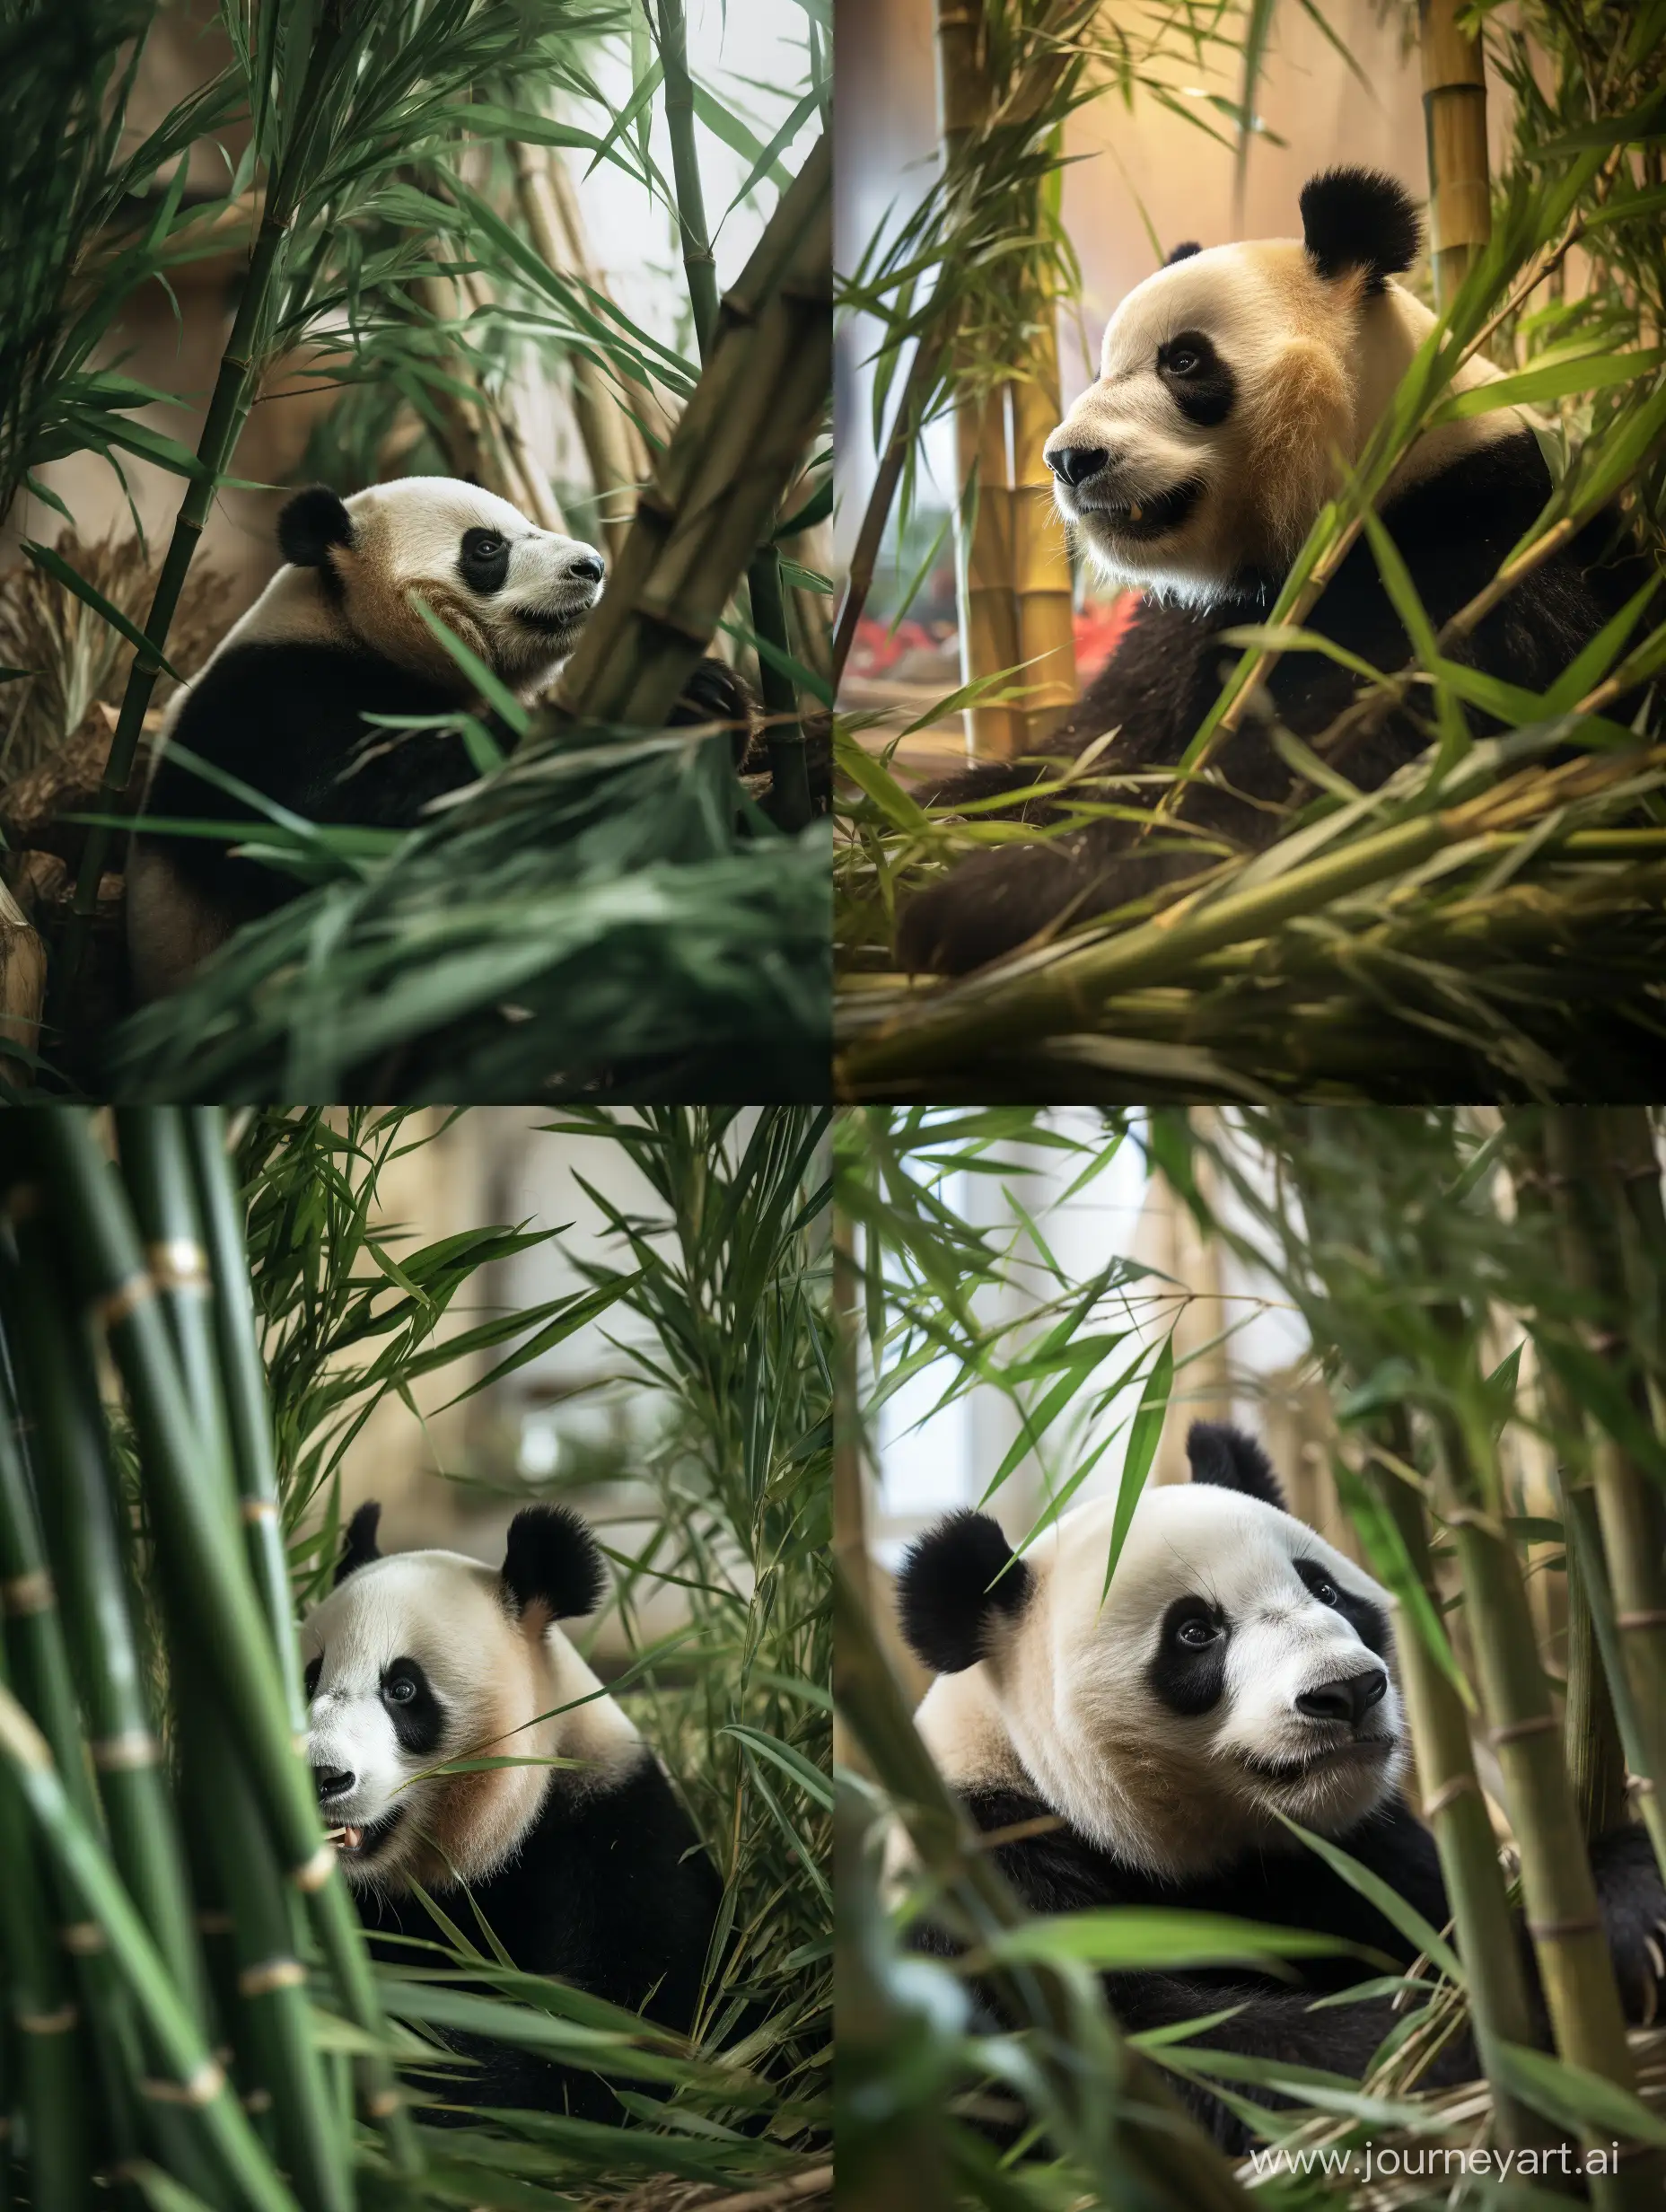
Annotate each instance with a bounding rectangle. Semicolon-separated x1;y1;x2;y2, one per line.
302;1499;721;2118
897;168;1654;975
894;1420;1666;2152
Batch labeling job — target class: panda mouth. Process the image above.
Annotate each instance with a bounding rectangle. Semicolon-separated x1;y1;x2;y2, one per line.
1077;478;1202;540
1244;1737;1395;1786
515;597;596;639
326;1805;405;1859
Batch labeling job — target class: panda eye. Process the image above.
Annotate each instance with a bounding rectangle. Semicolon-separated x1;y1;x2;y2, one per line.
471;533;504;557
382;1670;417;1704
1307;1574;1340;1607
1167;347;1200;375
1176;1617;1220;1649
303;1655;322;1699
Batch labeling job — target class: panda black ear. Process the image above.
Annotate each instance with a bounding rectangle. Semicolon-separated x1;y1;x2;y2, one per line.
502;1505;606;1626
896;1511;1032;1675
278;485;355;569
1165;241;1202;265
1187;1421;1285;1509
1300;168;1421;293
335;1502;382;1584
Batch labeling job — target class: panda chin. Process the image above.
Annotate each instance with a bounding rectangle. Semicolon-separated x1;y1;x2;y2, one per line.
1076;477;1203;548
1241;1736;1398;1825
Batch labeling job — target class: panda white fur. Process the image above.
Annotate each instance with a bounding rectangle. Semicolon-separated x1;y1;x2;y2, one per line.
127;478;608;1003
898;168;1655;974
896;1420;1666;2151
303;1500;719;2117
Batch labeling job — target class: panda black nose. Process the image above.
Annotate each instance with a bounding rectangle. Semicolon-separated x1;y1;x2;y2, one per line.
568;552;605;584
1046;445;1108;488
1295;1670;1387;1726
313;1766;355;1803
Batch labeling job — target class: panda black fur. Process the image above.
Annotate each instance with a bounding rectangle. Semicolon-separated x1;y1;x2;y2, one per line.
895;1420;1666;2153
898;169;1655;976
303;1500;720;2119
126;476;763;1001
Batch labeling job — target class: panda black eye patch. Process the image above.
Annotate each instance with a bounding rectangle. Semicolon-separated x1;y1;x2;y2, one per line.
381;1658;443;1755
1148;1595;1229;1716
1156;329;1236;428
1293;1557;1390;1657
304;1654;322;1700
459;528;511;595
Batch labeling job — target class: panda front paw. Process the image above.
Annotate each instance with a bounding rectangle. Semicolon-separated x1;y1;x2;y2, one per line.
1591;1825;1666;2026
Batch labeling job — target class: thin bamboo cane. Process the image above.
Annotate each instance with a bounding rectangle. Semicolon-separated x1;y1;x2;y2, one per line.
25;1110;418;2176
1419;0;1492;311
1367;1418;1541;2149
538;142;671;452
552;135;830;733
508;139;648;560
654;0;720;356
0;1680;299;2212
1540;1110;1666;1833
1432;1397;1644;2139
1564;1488;1666;1880
116;1110;347;2212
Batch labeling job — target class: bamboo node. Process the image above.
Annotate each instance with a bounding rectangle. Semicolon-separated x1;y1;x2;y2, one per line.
366;2087;403;2118
1626;1773;1657;1797
17;2005;78;2034
292;1842;337;1892
240;1497;279;1524
1618;1610;1666;1630
92;1730;161;1771
1421;1774;1481;1819
237;1957;306;1997
0;1569;54;1618
143;2061;224;2107
1526;1912;1601;1940
60;1922;105;1954
145;1237;209;1291
1488;1713;1559;1745
243;2088;274;2115
197;1909;235;1935
94;1273;154;1329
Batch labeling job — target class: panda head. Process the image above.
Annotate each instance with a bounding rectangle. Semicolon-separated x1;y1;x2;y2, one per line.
302;1501;639;1893
897;1421;1406;1879
1045;168;1505;606
276;478;606;691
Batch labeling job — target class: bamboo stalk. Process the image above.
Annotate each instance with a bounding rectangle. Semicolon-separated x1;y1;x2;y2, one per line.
1431;1397;1644;2155
1564;1487;1666;1880
1366;1422;1541;2148
25;1110;417;2176
552;135;830;734
1539;1110;1666;1833
654;0;720;356
1419;0;1492;311
536;141;671;452
507;139;645;561
749;542;814;831
1010;323;1077;748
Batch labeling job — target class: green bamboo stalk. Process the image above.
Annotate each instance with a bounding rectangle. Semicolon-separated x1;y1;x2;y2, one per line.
748;542;814;831
1564;1488;1666;1880
115;1110;349;2212
552;133;829;734
653;0;720;356
1432;1394;1647;2198
184;1110;309;1732
0;1391;92;2211
0;1676;300;2212
26;1110;418;2176
1367;1420;1541;2148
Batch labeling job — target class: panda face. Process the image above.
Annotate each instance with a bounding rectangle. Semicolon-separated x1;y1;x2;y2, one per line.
1045;242;1359;607
301;1532;639;1894
278;478;606;694
908;1466;1407;1881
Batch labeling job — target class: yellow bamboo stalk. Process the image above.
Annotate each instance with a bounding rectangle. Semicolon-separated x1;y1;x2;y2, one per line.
1419;0;1491;309
508;138;650;561
1010;311;1077;746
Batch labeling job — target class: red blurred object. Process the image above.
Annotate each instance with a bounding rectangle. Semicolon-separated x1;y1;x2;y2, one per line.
847;594;1140;687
